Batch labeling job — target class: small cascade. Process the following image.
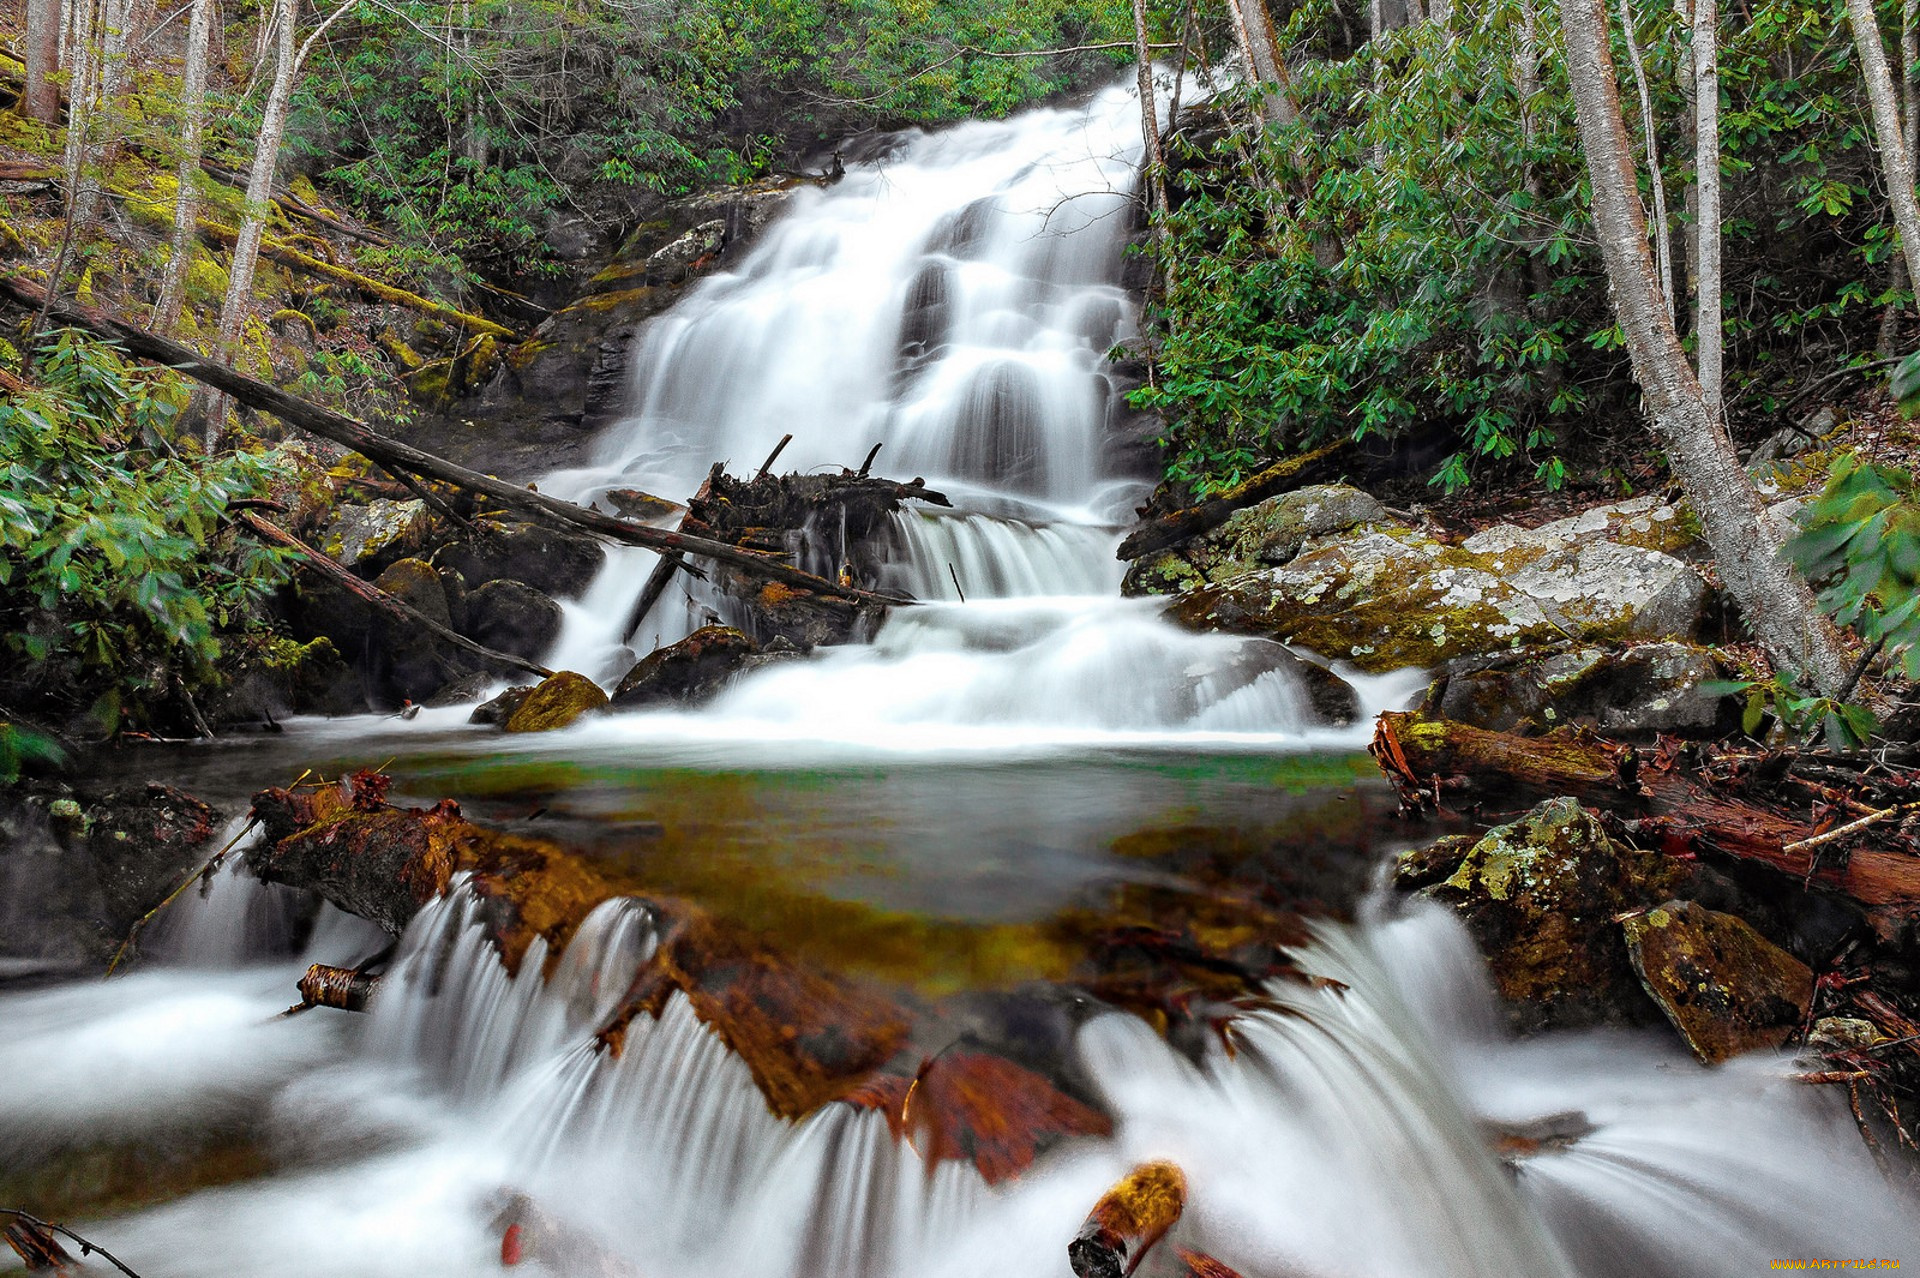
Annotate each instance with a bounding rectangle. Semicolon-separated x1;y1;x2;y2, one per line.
367;881;654;1100
143;818;311;968
877;510;1120;600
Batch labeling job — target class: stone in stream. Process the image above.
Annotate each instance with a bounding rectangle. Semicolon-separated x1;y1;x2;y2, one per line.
1069;1160;1187;1278
1429;641;1736;740
317;498;434;574
470;683;534;726
1398;798;1693;1032
1123;483;1389;598
610;625;763;709
431;521;605;598
371;557;461;702
462;579;564;664
504;672;609;733
1622;900;1814;1064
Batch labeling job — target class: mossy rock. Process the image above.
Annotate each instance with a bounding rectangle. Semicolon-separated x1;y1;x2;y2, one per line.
611;626;759;709
1623;900;1813;1064
1412;797;1694;1032
185;250;229;306
504;672;610;733
461;578;563;662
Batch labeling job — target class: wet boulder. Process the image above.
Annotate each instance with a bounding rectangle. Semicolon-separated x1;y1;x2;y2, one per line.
1431;642;1735;739
504;672;610;733
372;557;460;701
205;635;364;725
470;684;535;726
432;522;605;599
317;498;434;574
1623;900;1814;1064
611;626;761;709
462;579;564;664
1399;798;1692;1031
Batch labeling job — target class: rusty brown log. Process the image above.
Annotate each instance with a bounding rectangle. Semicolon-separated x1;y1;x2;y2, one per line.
1069;1160;1187;1278
623;464;721;645
236;512;555;680
1372;710;1920;924
1176;1251;1248;1278
296;963;379;1012
1116;440;1350;562
0;273;907;611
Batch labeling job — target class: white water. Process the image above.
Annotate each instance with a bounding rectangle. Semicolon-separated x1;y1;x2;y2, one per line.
531;84;1361;745
8;83;1915;1278
4;876;1911;1276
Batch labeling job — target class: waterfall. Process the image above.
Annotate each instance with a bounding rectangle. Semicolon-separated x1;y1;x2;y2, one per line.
534;85;1345;742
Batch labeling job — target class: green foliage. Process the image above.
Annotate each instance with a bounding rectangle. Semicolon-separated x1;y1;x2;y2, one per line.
0;723;67;785
1705;672;1878;747
0;332;292;730
288;0;1129;276
1786;450;1920;682
1140;0;1910;495
1137;0;1596;495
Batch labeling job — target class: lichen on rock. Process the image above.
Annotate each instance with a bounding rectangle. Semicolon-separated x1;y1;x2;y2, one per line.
1622;900;1813;1064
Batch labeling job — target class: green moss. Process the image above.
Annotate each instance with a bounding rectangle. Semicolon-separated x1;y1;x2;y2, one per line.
505;672;610;733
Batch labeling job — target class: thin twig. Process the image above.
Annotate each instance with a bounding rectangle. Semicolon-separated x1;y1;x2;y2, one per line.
104;816;260;977
2;1208;147;1276
1782;798;1920;859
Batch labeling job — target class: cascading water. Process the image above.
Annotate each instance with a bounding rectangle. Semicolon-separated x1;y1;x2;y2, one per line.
7;84;1918;1278
537;84;1329;741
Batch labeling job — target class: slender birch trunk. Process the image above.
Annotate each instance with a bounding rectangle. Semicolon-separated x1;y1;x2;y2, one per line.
214;0;298;376
1844;0;1920;298
1224;0;1297;127
1615;0;1676;312
1881;0;1919;352
1694;0;1722;421
1560;0;1855;696
23;0;63;125
1133;0;1170;224
153;0;214;334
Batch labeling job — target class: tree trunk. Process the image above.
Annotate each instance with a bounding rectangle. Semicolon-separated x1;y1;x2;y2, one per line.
213;0;297;388
1693;0;1722;421
1223;0;1296;127
1615;0;1676;314
1845;0;1920;296
1560;0;1856;697
1132;0;1169;223
152;0;213;334
23;0;62;124
75;0;139;227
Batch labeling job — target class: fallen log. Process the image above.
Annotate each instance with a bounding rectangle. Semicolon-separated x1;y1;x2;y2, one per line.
1372;710;1920;926
194;220;522;342
0;273;907;611
1116;440;1350;562
1176;1252;1247;1278
1069;1160;1187;1278
236;512;555;680
623;463;719;644
294;962;379;1012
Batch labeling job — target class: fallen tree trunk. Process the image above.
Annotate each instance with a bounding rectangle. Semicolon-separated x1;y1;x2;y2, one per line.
1116;440;1350;562
1069;1161;1187;1278
195;219;522;342
1372;709;1920;925
0;274;906;610
236;512;555;680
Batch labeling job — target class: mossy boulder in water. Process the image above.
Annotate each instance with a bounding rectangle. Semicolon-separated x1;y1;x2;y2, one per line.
505;672;609;733
318;498;434;573
1399;798;1691;1031
470;684;534;726
612;626;761;708
372;557;459;702
433;522;605;598
1623;900;1813;1064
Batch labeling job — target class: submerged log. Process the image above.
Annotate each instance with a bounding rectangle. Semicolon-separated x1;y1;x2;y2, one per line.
295;963;379;1012
0;274;903;612
1068;1160;1187;1278
1372;709;1920;929
1117;440;1349;562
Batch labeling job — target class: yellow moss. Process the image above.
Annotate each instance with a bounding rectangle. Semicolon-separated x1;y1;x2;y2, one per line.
269;308;319;341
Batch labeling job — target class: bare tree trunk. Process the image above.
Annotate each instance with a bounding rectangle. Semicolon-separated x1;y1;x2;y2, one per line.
1560;0;1856;697
1845;0;1920;298
1223;0;1297;127
1672;0;1698;333
1133;0;1170;223
23;0;63;125
1693;0;1722;421
153;0;214;334
1615;0;1676;313
1881;0;1920;353
210;0;298;436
